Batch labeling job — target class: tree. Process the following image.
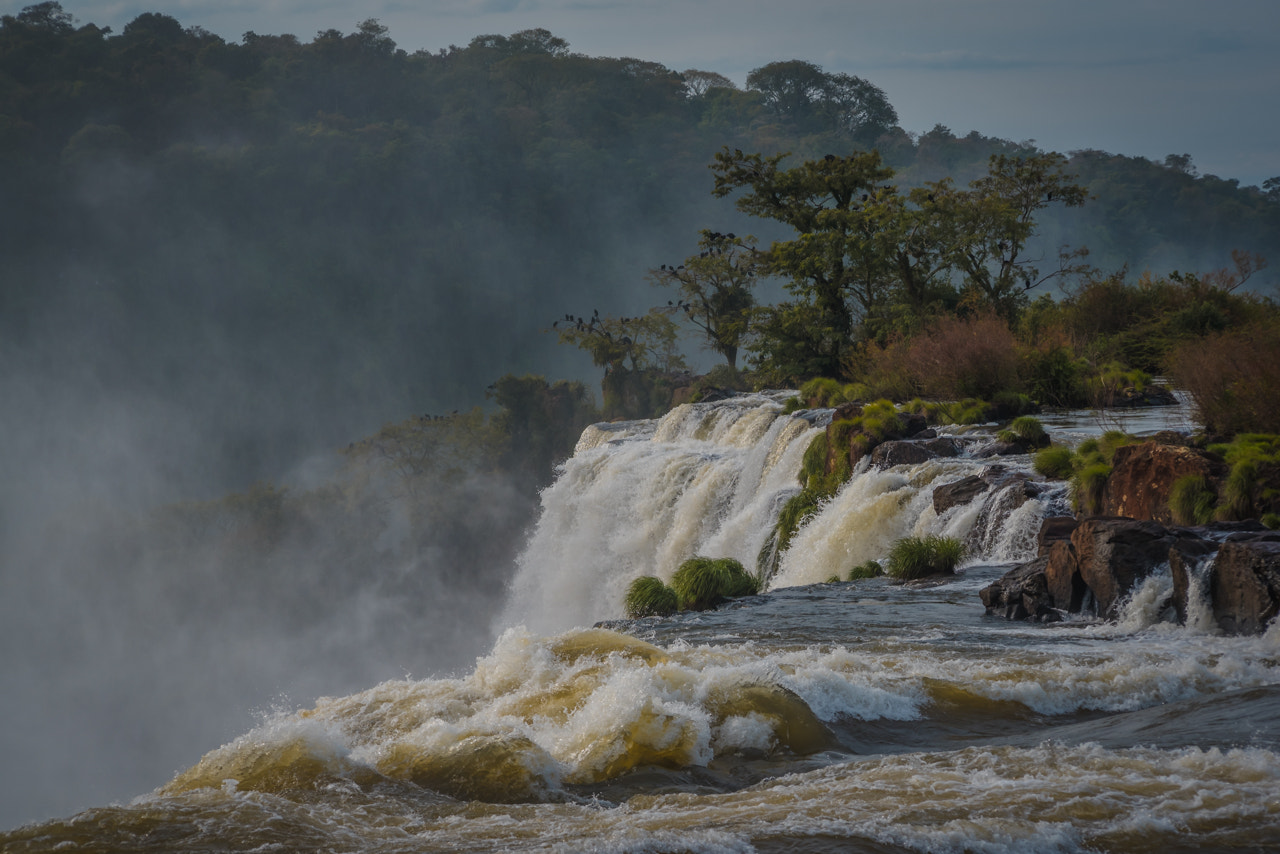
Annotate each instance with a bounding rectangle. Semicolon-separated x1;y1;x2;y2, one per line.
711;146;896;374
746;60;828;127
680;69;736;98
937;152;1089;317
649;230;760;368
745;60;897;140
824;72;897;141
552;309;685;419
1263;176;1280;203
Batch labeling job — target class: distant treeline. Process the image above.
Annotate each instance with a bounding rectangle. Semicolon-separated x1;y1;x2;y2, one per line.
2;2;1279;490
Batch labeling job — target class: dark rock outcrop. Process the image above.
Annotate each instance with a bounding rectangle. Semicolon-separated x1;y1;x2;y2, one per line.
870;440;940;468
979;556;1060;622
1070;517;1195;618
1099;442;1227;525
933;466;1042;518
933;475;989;516
1210;539;1280;635
984;516;1280;634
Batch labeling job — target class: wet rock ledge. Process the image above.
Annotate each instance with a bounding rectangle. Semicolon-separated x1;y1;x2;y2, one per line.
980;516;1280;634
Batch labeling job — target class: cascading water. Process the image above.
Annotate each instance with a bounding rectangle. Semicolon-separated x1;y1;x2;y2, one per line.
9;391;1280;854
503;394;1068;629
499;392;820;635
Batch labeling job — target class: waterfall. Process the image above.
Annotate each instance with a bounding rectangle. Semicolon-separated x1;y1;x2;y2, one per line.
498;394;1059;634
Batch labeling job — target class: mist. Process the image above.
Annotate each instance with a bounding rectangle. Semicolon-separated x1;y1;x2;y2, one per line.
3;9;1279;830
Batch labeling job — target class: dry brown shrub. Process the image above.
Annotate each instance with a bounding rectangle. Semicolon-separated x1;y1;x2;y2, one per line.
1170;319;1280;436
901;312;1022;400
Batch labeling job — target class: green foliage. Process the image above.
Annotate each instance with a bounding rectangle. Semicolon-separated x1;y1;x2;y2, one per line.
991;391;1039;418
847;560;884;580
1034;446;1075;480
488;374;598;489
1088;362;1151;406
775;487;824;554
884;535;966;580
1263;513;1280;530
1074;463;1113;516
1020;346;1088;407
624;576;679;618
1006;416;1046;444
1168;475;1217;526
1220;462;1257;521
650;231;760;369
669;556;759;611
856;399;905;440
943;398;995;425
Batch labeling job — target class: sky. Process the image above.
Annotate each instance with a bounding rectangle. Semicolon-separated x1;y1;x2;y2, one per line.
21;0;1279;188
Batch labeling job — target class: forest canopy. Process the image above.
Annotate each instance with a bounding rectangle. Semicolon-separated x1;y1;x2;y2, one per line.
1;2;1278;490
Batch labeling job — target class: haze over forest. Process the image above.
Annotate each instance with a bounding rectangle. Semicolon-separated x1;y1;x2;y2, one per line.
2;3;1279;830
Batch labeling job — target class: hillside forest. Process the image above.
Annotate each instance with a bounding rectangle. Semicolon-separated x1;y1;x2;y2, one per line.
3;2;1280;716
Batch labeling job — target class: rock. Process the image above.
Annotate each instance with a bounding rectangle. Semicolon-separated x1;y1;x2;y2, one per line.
1210;539;1280;635
869;440;939;468
910;428;938;440
1071;517;1211;619
979;557;1065;621
832;402;862;422
901;413;929;437
972;440;1023;459
921;437;962;457
1037;516;1078;556
933;475;989;516
1100;442;1227;524
1149;430;1190;447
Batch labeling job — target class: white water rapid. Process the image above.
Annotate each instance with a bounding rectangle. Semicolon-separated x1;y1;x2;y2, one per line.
500;393;1068;634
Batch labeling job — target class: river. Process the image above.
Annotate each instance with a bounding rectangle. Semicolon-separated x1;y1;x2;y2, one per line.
4;393;1277;853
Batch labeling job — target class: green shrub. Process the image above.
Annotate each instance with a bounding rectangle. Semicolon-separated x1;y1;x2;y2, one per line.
624;576;679;618
885;536;966;580
670;557;758;611
1034;446;1075;480
991;391;1038;418
947;398;994;425
1021;345;1087;407
1262;513;1280;530
1219;462;1257;521
776;488;823;554
1007;416;1046;444
847;560;884;580
858;399;904;440
1074;463;1112;515
1168;474;1218;526
799;377;843;408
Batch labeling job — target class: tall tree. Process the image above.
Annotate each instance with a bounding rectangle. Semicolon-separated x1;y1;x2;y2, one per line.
938;152;1089;317
649;230;760;369
711;147;895;374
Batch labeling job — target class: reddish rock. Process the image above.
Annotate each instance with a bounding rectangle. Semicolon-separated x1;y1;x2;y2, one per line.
1044;539;1086;612
1210;540;1280;635
1100;442;1226;524
1037;516;1078;557
1071;517;1186;618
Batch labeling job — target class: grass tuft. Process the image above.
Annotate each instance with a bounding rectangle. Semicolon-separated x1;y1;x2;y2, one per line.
624;576;679;618
847;560;884;581
885;535;966;580
1033;446;1074;479
1168;474;1217;526
670;557;759;611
